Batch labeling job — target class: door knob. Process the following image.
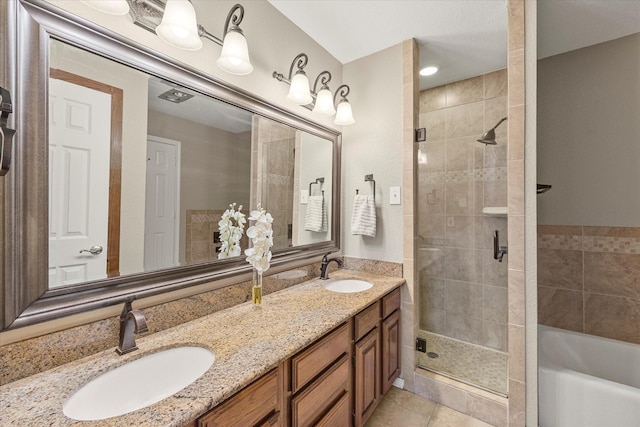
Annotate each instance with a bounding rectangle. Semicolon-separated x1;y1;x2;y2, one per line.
79;245;103;255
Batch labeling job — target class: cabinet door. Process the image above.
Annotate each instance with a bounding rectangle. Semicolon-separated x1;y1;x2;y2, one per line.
381;309;401;394
354;327;380;427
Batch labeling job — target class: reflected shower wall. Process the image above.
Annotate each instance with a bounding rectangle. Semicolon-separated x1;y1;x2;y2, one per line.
416;70;509;394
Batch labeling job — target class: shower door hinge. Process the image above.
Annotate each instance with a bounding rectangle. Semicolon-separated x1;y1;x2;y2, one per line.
416;337;427;353
415;128;426;142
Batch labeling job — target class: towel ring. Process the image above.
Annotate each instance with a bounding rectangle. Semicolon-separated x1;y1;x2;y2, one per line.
365;174;375;200
309;177;325;195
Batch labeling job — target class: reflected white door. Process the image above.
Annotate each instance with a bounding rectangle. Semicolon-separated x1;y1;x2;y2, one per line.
48;78;111;288
144;136;180;270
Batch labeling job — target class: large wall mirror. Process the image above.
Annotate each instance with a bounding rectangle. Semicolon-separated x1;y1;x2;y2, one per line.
1;0;341;330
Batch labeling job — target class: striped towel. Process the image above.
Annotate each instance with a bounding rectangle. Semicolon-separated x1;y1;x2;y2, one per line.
351;195;376;237
304;195;327;232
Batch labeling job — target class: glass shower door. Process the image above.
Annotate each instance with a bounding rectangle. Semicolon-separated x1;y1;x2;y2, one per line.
415;71;509;395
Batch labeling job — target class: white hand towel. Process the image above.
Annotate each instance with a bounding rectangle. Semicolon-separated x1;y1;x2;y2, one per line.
351;195;376;237
305;195;327;232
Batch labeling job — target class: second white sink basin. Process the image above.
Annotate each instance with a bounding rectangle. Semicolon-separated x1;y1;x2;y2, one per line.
325;279;373;293
63;346;215;421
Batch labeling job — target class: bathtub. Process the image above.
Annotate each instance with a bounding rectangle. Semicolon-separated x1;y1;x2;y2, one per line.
538;325;640;427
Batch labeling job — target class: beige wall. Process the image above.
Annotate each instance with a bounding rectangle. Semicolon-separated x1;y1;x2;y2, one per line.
342;44;404;263
537;33;640;227
50;39;149;275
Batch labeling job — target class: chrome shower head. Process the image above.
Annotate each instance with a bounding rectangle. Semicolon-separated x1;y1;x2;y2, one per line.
477;117;507;145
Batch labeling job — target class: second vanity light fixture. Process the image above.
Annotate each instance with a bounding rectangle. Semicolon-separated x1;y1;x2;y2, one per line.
273;53;355;125
81;0;253;75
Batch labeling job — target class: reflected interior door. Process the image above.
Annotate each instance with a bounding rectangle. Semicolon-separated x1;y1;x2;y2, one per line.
144;136;180;271
48;78;111;288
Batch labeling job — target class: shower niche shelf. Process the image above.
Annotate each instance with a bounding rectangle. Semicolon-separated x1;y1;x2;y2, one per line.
482;207;508;216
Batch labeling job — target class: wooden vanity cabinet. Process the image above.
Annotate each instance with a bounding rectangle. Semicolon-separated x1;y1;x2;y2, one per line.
381;288;401;394
193;365;284;427
289;322;352;427
353;301;381;427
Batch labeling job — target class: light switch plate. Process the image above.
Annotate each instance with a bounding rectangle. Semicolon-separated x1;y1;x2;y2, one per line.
300;189;309;204
390;187;401;205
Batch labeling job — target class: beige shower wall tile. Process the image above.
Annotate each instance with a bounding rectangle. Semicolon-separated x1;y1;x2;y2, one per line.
508;269;525;326
507;215;525;271
508;324;525;382
446;75;484;107
445;101;485;139
537;225;583;236
483;142;508;169
446;136;476;172
419;110;446;142
508;51;525;107
484;69;508;99
446;181;474;216
485;96;508;131
537;286;583;332
508;159;524;215
584;252;640;299
507;106;524;163
584;293;640;344
508;379;526;427
537;248;583;290
420;86;447;113
467;392;508;427
418;140;446;173
508;0;525;52
583;226;640;238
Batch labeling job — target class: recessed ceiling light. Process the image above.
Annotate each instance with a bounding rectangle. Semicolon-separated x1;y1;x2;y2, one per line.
419;66;439;76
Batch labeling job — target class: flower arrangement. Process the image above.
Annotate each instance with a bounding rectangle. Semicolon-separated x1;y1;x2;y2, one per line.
217;203;246;259
244;204;273;305
244;204;274;272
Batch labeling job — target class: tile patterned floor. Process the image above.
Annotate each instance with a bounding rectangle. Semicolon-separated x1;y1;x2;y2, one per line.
365;387;494;427
416;331;508;394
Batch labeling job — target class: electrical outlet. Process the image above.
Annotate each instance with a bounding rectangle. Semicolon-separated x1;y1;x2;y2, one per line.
416;337;427;353
389;187;401;205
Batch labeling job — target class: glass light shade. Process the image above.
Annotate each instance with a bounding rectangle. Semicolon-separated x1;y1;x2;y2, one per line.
286;72;313;105
216;31;253;75
312;88;336;116
155;0;203;51
81;0;129;15
334;100;355;125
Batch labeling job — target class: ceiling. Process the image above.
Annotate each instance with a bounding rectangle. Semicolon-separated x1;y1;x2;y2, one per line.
268;0;640;90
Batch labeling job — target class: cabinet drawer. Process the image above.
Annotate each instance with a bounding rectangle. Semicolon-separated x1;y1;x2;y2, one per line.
316;392;350;427
291;355;350;427
354;301;380;341
199;368;279;427
382;288;401;319
291;322;349;394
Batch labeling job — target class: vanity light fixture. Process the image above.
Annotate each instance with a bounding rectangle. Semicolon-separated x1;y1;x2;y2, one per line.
81;0;130;15
155;1;253;75
273;53;355;125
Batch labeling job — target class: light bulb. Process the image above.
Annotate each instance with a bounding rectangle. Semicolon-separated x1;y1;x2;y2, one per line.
334;100;355;125
312;88;336;116
217;31;253;75
156;0;203;51
287;72;313;105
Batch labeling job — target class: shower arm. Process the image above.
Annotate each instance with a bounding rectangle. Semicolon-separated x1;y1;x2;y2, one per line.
491;117;508;131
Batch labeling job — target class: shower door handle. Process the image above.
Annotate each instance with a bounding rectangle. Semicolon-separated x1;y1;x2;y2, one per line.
493;230;508;262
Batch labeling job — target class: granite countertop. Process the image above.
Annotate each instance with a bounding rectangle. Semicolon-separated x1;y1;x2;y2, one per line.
0;269;404;426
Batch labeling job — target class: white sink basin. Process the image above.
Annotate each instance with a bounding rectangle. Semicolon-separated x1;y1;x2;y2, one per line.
63;346;215;421
325;279;373;293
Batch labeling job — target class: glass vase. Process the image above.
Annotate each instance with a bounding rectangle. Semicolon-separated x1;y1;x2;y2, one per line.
252;270;262;305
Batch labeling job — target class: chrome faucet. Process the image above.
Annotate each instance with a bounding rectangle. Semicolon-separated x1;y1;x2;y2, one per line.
320;253;343;280
116;299;148;355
